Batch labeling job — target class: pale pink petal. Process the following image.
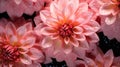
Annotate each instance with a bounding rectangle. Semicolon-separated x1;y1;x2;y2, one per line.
99;4;115;15
23;23;32;31
63;43;72;54
20;54;32;65
6;22;16;36
104;49;114;67
83;25;95;35
0;25;5;34
64;37;70;44
29;48;44;60
41;37;52;48
21;37;35;48
14;0;22;5
50;2;58;18
40;27;56;35
75;34;86;42
87;33;99;43
105;15;116;25
73;26;83;34
70;38;79;47
40;10;51;22
17;25;27;37
73;47;86;58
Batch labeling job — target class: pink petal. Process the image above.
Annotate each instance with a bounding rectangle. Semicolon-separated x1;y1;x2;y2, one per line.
104;49;114;67
50;2;58;19
23;23;32;31
20;54;32;65
63;44;72;54
29;48;44;60
14;0;22;5
6;22;16;36
73;26;83;34
83;25;95;35
87;33;99;44
41;37;53;48
70;38;79;47
21;37;35;48
105;15;116;25
75;34;86;41
64;37;70;44
40;10;50;22
79;39;89;49
99;4;115;15
17;25;27;37
40;27;56;35
0;25;5;34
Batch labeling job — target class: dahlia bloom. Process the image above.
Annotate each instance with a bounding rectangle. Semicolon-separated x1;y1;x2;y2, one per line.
76;45;114;67
39;0;100;53
0;22;44;67
99;0;120;25
0;0;44;19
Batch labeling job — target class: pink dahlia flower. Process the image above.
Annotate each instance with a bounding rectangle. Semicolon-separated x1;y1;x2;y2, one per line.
0;22;44;67
39;0;100;52
0;0;44;19
99;0;120;25
76;45;114;67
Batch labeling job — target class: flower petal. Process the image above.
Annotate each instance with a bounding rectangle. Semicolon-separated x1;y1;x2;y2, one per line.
14;0;22;5
73;26;83;34
105;15;116;25
70;38;79;47
29;48;44;60
99;4;115;15
40;27;56;35
6;22;16;37
104;49;114;67
20;54;32;65
17;25;27;37
41;37;52;48
21;37;35;48
64;37;70;44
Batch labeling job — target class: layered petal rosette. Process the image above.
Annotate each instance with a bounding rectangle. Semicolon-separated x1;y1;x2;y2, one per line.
38;0;100;52
76;45;114;67
0;22;44;67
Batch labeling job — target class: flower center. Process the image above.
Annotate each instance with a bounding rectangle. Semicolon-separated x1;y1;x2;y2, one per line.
59;23;73;38
0;44;20;64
